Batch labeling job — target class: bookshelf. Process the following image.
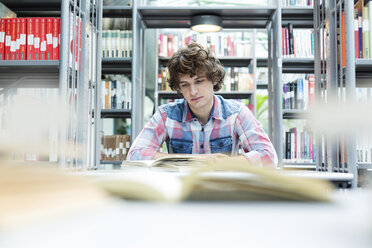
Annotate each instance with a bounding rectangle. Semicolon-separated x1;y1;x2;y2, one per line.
312;0;372;187
96;3;133;166
156;54;256;112
268;2;317;169
0;0;101;169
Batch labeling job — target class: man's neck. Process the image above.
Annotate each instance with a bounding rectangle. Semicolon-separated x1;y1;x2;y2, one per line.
189;98;214;125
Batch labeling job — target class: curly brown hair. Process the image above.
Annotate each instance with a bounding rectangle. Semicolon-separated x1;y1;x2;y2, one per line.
167;42;225;92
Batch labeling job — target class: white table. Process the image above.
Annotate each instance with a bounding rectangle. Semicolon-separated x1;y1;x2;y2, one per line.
1;168;371;248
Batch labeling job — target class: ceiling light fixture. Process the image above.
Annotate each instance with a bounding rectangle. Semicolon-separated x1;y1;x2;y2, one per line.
190;14;222;33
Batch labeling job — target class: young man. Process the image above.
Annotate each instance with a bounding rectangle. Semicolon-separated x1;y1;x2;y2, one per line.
127;43;278;167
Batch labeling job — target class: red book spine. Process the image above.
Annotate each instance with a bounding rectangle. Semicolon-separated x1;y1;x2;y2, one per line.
52;18;60;60
19;18;26;60
40;18;46;60
308;75;315;107
26;18;34;60
5;18;11;60
46;17;53;60
167;34;173;57
16;18;21;60
34;18;40;60
0;19;5;60
285;27;289;56
354;9;359;59
10;18;17;60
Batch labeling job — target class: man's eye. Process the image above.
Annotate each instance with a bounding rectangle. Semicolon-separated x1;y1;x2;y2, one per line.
180;84;188;88
196;80;203;83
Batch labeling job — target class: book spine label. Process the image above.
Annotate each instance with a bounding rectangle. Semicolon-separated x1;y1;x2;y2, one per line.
10;18;16;60
16;18;21;60
5;18;11;60
40;18;46;60
27;18;34;60
52;18;59;60
19;18;26;60
46;17;53;60
34;17;41;60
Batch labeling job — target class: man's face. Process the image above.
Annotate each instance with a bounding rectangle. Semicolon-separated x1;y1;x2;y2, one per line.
178;73;216;113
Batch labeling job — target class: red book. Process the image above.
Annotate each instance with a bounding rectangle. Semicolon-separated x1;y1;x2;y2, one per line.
0;19;5;60
26;18;34;60
308;75;315;107
5;18;11;60
167;34;173;57
34;18;40;60
40;18;46;60
52;18;60;60
46;17;53;60
16;18;21;59
19;18;26;60
285;27;289;56
10;18;16;60
227;35;232;56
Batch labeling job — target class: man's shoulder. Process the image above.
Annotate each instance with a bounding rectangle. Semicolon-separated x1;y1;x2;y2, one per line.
217;95;244;118
159;99;185;122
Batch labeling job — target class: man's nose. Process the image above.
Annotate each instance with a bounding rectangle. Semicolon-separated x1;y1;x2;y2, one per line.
190;84;198;95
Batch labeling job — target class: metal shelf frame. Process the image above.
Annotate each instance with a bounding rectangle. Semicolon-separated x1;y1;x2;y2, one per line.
313;0;359;187
138;6;276;29
100;109;131;118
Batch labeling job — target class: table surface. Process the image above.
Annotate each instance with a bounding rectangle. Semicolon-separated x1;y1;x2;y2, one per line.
1;167;371;248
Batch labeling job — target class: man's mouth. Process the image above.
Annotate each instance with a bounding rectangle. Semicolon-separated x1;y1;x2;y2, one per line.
191;96;203;102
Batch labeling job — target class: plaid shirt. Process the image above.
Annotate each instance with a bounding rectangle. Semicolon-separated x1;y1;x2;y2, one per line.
127;95;278;167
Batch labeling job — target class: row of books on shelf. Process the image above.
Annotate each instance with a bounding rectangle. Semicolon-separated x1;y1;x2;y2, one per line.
282;0;313;6
282;25;314;58
0;17;60;60
101;134;131;161
158;66;254;92
102;78;132;110
102;17;132;31
350;0;372;60
284;127;316;163
102;30;132;58
158;32;253;58
282;75;315;110
357;134;372;163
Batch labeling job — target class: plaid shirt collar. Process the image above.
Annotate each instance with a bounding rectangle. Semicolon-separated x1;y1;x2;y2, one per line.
182;95;224;123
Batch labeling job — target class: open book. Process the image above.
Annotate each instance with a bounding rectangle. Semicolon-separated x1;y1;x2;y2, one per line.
97;156;334;202
122;155;207;172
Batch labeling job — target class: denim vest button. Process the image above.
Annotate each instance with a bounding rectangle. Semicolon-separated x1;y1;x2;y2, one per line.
219;142;223;147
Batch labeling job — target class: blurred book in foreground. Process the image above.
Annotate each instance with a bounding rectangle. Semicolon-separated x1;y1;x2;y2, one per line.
0;162;107;228
97;156;334;202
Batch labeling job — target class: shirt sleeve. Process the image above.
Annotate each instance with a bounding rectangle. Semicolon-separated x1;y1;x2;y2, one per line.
126;107;168;160
234;105;278;167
